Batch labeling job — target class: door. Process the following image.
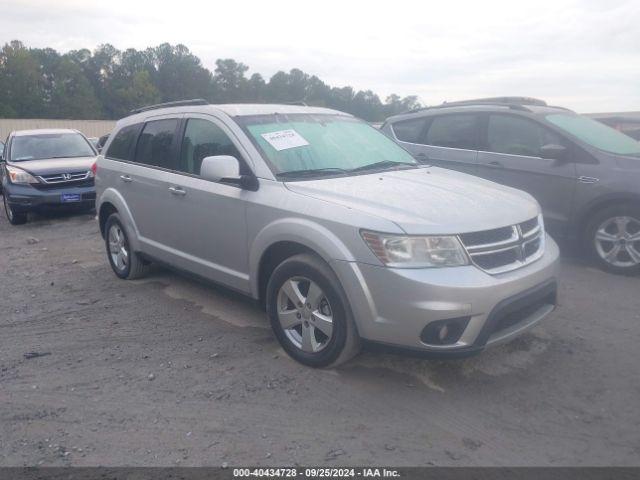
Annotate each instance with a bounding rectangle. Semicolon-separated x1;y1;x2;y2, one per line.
389;114;480;175
116;117;182;244
160;115;251;293
418;114;480;175
477;113;577;233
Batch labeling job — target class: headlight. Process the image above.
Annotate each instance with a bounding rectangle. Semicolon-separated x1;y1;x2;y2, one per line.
6;165;39;184
361;231;469;268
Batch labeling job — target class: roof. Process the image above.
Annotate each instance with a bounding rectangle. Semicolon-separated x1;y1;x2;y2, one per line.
13;128;80;136
214;103;347;117
385;103;571;123
124;103;349;123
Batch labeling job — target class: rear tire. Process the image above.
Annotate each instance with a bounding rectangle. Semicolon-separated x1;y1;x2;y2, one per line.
3;194;27;225
104;213;149;280
266;253;360;367
584;204;640;275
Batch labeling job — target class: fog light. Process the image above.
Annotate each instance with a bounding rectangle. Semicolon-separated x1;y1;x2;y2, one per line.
420;317;470;346
438;325;449;342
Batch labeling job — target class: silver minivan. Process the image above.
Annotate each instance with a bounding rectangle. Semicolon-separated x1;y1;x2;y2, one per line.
95;100;559;367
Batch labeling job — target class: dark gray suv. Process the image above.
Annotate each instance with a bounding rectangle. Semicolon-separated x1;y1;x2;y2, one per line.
382;97;640;274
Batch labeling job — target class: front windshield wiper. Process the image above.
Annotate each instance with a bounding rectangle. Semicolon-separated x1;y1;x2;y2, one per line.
276;167;349;179
348;160;417;173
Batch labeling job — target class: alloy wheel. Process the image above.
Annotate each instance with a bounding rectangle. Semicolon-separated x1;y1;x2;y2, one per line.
594;215;640;268
108;223;129;272
276;276;334;353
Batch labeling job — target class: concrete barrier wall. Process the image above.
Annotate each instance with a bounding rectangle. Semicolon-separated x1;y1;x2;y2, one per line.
0;119;116;140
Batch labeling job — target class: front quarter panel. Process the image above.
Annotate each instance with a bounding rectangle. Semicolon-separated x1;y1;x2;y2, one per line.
247;180;401;298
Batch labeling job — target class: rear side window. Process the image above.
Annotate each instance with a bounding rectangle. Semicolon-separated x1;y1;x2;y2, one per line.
391;118;427;143
179;118;242;175
425;114;479;150
487;115;563;157
134;119;179;169
105;124;141;161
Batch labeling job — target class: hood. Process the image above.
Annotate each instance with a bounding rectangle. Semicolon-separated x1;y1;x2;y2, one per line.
285;167;540;234
10;156;96;176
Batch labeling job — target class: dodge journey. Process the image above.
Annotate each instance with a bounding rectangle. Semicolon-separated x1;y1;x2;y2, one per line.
96;100;559;367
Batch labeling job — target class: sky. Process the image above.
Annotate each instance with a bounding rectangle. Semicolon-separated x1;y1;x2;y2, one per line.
1;0;639;113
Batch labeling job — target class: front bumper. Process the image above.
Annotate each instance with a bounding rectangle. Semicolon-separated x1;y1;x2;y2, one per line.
3;181;96;212
331;234;560;355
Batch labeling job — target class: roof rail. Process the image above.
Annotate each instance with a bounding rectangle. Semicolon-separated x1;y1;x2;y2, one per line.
130;98;209;114
441;97;547;108
282;101;308;106
400;96;547;116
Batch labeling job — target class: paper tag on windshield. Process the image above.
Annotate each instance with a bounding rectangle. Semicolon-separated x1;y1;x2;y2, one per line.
261;129;309;151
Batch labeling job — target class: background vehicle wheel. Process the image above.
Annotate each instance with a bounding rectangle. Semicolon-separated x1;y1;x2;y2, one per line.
266;253;360;367
585;204;640;275
104;213;149;280
3;194;27;225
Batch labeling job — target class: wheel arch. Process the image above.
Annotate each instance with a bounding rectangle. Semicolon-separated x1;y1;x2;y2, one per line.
97;188;141;251
250;218;357;306
575;193;640;237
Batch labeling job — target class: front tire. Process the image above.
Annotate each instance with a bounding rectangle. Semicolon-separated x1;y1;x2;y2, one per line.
585;204;640;275
266;253;360;367
3;194;27;225
104;213;149;280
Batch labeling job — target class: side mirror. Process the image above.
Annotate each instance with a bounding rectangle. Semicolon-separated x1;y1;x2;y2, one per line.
200;155;258;190
201;155;241;182
540;144;568;161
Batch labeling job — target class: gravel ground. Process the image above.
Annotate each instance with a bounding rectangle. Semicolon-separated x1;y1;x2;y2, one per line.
1;207;639;467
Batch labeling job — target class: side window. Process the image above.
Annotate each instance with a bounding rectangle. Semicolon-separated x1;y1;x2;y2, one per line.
391;118;427;143
179;118;242;176
424;115;479;150
487;115;563;157
134;119;179;169
105;124;141;161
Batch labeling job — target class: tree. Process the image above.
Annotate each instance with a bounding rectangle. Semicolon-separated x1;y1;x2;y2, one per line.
0;41;45;117
112;70;161;117
151;44;212;102
48;57;102;119
213;58;249;103
0;40;423;122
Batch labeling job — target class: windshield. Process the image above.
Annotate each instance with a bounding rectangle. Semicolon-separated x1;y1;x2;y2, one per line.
546;114;640;157
10;132;96;162
237;113;418;178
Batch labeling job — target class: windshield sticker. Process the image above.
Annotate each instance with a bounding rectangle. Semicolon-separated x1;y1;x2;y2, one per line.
261;129;309;151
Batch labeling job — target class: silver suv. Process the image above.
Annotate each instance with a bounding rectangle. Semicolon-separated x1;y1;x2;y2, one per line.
382;97;640;274
96;100;559;367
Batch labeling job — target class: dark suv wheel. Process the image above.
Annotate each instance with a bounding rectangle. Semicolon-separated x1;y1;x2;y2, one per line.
3;194;27;225
585;204;640;275
266;253;360;367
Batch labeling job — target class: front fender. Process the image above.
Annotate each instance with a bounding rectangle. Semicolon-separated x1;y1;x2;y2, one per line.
97;187;141;252
249;217;357;298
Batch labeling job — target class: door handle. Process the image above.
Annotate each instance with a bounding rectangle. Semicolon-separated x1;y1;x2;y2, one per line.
488;161;504;168
168;186;187;196
119;175;132;182
578;176;599;184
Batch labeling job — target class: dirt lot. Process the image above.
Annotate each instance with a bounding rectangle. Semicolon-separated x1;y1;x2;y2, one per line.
1;207;639;467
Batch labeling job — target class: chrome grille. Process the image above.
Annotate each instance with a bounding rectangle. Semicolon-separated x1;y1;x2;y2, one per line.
38;171;92;184
460;216;545;274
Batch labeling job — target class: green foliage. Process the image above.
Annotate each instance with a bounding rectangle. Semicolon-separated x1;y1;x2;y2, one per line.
0;40;422;122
